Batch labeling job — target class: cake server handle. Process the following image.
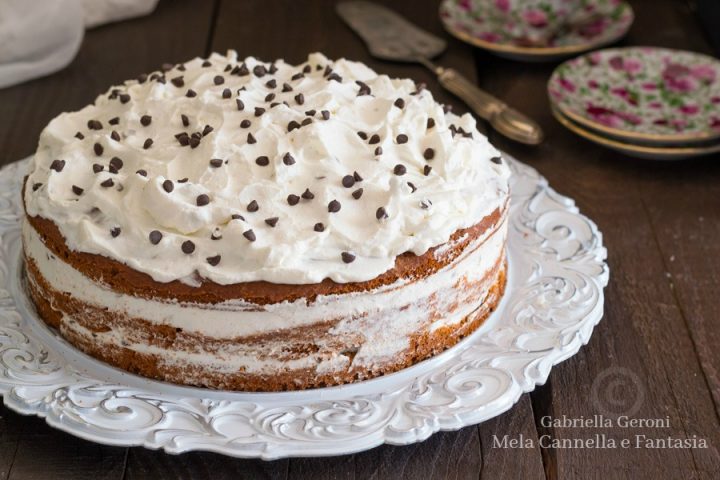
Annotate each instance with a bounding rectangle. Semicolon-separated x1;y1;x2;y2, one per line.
429;65;544;145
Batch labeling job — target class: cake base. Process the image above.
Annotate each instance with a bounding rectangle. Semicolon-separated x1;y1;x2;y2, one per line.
25;255;505;391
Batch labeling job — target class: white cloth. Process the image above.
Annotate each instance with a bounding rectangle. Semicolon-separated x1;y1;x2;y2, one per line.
0;0;159;90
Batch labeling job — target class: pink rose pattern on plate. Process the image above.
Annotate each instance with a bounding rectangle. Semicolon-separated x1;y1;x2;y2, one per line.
549;47;720;138
440;0;633;49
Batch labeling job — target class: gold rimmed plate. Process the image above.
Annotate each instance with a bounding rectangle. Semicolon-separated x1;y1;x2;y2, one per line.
552;106;720;160
549;47;720;145
439;0;634;62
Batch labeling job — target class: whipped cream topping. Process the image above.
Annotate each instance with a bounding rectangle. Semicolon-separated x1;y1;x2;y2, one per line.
24;51;509;285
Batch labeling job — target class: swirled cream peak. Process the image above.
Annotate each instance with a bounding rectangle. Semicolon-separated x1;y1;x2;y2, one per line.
24;51;509;285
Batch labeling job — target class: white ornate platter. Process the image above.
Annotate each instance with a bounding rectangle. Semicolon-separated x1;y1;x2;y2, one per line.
0;155;608;459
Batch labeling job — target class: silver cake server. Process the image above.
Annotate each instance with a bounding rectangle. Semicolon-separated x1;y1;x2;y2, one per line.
336;1;544;145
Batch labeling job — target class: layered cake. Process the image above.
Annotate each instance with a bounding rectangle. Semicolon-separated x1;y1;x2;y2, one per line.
22;52;510;391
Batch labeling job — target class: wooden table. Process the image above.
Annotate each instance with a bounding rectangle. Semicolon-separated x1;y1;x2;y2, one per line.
1;1;718;478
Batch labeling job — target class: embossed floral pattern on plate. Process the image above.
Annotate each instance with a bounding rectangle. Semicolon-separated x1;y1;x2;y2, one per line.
549;47;720;143
439;0;633;54
0;157;608;459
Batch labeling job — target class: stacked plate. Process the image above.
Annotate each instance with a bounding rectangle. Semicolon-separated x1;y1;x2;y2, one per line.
549;47;720;160
440;0;634;62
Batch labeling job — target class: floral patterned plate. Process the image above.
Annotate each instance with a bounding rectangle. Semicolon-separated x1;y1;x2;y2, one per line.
549;47;720;144
439;0;634;62
552;106;720;160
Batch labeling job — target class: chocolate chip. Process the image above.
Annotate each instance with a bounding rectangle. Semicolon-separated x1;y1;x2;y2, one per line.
283;153;295;165
287;121;301;132
374;146;383;155
110;227;121;237
196;194;210;206
342;175;355;188
143;138;154;149
353;171;363;182
303;64;312;73
305;109;316;116
255;107;266;117
394;98;405;109
32;183;42;191
376;207;388;220
269;63;278;74
246;200;259;212
424;165;432;176
255;156;269;166
265;92;275;102
407;181;417;193
291;72;304;81
181;240;195;254
181;114;190;127
327;72;342;82
243;229;256;242
178;177;189;183
396;134;408;144
294;93;304;105
236;99;245;111
247;133;257;144
140;115;152;126
119;94;131;104
301;188;314;200
222;88;232;99
75;132;85;140
181;132;193;142
420;200;432;209
209;158;223;168
240;119;252;128
253;65;267;77
109;157;123;172
356;80;371;96
393;164;407;176
357;131;368;140
88;119;103;130
136;169;147;176
265;79;277;88
72;185;84;195
352;188;363;199
368;134;380;144
202;60;212;67
207;255;221;266
490;156;503;164
92;163;103;173
213;75;224;85
100;178;114;188
186;89;197;98
287;194;300;206
427;118;435;129
301;118;313;127
265;217;279;227
282;83;293;92
162;179;174;193
328;199;341;213
321;110;330;120
341;252;355;263
93;143;104;156
189;136;200;148
171;76;184;87
314;222;325;232
201;125;213;137
423;148;435;160
109;117;120;125
110;130;121;142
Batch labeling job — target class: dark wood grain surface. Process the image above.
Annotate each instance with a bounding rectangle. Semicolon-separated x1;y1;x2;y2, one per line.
0;1;718;478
